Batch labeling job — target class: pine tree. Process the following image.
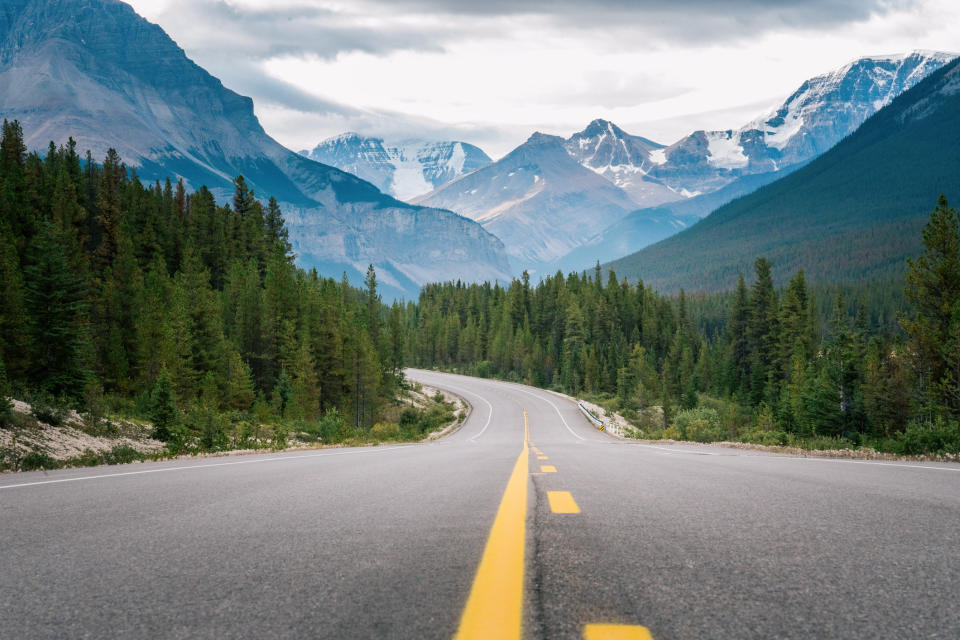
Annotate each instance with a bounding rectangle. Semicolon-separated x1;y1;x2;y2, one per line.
24;222;89;398
149;368;177;442
747;257;779;404
264;196;291;256
902;195;960;416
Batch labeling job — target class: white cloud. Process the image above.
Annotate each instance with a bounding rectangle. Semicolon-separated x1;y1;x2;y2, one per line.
126;0;960;158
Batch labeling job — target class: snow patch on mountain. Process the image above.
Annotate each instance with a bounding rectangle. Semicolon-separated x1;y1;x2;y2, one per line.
302;135;491;201
706;131;749;168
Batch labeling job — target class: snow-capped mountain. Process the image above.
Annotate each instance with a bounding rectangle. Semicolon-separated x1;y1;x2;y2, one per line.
645;50;956;198
415;132;685;272
563;119;681;207
301;134;491;201
0;0;511;299
607;55;960;293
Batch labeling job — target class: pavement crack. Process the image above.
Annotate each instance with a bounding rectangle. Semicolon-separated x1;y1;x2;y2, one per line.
526;472;548;640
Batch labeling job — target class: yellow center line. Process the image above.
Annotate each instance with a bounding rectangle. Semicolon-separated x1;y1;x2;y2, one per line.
537;455;548;460
454;411;530;640
540;465;557;473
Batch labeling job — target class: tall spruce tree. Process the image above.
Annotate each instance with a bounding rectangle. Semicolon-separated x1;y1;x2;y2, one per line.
903;195;960;416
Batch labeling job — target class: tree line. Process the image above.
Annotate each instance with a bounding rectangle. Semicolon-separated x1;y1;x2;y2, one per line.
0;120;406;448
406;196;960;454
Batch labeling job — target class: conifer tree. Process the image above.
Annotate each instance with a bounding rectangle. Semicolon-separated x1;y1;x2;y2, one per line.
903;195;960;416
24;222;89;398
149;368;177;442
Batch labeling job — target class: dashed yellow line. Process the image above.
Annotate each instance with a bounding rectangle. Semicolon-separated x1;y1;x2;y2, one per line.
453;411;530;640
540;465;557;473
583;624;654;639
547;491;580;514
537;455;548;460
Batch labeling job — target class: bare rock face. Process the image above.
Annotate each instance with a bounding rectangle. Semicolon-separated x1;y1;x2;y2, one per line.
0;0;511;298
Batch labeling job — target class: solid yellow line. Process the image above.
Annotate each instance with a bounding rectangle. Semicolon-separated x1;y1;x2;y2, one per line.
547;491;580;514
583;624;654;639
540;465;557;473
454;412;530;640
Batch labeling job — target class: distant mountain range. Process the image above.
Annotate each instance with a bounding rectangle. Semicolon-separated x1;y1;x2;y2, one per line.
0;0;511;299
300;134;491;201
607;56;960;293
411;51;954;275
413;131;677;273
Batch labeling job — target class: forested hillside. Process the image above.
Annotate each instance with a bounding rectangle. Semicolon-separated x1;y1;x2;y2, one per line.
608;57;960;294
0;120;417;452
407;198;960;454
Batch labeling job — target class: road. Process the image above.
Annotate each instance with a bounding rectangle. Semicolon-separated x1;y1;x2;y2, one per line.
2;369;959;639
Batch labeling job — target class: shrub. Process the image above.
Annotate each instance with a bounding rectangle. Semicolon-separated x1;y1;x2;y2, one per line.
315;408;346;443
20;451;59;471
672;407;724;442
740;430;789;446
106;445;141;465
30;392;69;427
661;426;682;440
895;418;960;455
371;422;400;440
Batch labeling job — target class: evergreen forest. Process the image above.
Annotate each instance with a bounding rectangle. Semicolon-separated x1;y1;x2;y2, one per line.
2;118;959;463
406;196;960;455
0;121;445;462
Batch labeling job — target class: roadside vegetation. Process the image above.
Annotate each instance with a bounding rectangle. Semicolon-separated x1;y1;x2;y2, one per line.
0;379;462;472
407;196;960;458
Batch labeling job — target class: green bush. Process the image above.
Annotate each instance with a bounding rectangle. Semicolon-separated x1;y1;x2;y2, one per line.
19;451;59;471
895;418;960;455
371;422;400;440
672;407;724;442
315;408;346;443
105;445;141;465
740;430;789;446
30;392;69;427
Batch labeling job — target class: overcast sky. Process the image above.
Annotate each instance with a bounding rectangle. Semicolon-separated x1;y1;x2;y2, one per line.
127;0;959;158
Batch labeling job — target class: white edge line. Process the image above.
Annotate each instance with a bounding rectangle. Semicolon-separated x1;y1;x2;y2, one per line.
785;456;960;471
0;446;409;491
407;369;587;441
412;380;493;443
640;443;958;470
508;386;586;441
643;444;719;456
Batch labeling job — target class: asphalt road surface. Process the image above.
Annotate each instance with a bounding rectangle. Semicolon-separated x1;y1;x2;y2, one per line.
2;369;959;639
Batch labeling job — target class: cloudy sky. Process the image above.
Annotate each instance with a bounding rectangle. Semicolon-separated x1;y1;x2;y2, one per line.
127;0;959;158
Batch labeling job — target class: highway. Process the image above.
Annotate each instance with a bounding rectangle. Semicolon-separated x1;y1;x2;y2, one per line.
2;369;959;639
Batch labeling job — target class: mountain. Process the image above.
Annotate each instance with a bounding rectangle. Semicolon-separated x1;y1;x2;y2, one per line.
644;51;955;199
553;52;955;274
300;133;491;201
0;0;511;299
414;132;683;272
606;56;960;294
562;119;681;207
